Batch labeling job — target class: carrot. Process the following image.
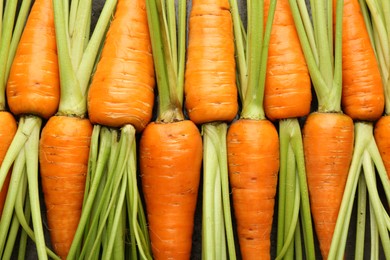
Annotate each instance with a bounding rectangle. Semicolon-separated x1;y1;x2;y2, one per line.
264;0;311;121
339;0;384;122
0;0;60;258
329;1;390;258
262;1;315;259
375;116;390;179
66;0;154;258
140;0;202;259
38;0;117;258
185;0;238;258
288;0;356;259
228;119;279;259
0;112;17;216
227;1;279;259
185;0;238;125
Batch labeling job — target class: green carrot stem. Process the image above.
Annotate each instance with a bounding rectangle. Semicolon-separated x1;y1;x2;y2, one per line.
202;123;236;260
369;202;379;259
362;151;390;259
0;147;25;255
145;0;184;122
275;175;300;260
3;212;20;259
67;127;112;259
176;0;186;105
0;0;18;109
294;220;303;260
17;194;31;260
355;175;367;260
24;117;47;260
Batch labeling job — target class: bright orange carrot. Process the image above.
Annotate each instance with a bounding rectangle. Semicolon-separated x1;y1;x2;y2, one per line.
37;0;117;258
39;116;92;259
140;120;202;259
303;112;354;258
0;112;17;216
184;0;238;124
264;0;311;121
339;0;384;121
6;0;59;120
227;119;279;260
88;0;155;132
140;1;203;258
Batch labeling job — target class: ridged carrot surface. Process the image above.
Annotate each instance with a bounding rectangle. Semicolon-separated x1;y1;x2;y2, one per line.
39;116;93;259
6;0;59;120
88;0;155;132
227;119;279;260
340;0;384;121
184;0;238;124
0;112;17;216
140;120;202;260
374;116;390;179
264;0;311;120
303;112;354;259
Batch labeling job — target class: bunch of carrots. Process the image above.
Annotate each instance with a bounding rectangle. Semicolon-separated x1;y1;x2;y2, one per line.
0;0;389;259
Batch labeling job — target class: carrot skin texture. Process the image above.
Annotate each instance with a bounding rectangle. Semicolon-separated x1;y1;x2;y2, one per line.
374;115;390;180
339;0;384;121
303;112;354;259
140;120;202;260
184;0;238;124
88;0;155;132
0;112;17;216
6;0;59;120
264;0;311;120
227;119;279;260
39;116;93;259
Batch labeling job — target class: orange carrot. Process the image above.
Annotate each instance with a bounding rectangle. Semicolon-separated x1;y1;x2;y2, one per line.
140;120;202;259
263;0;315;258
37;0;117;258
0;0;60;258
0;112;17;216
227;1;279;259
185;0;238;258
339;0;384;121
303;112;354;258
287;0;355;258
66;0;155;258
39;116;92;259
185;0;238;124
227;119;279;260
264;0;311;121
88;0;155;132
140;0;203;258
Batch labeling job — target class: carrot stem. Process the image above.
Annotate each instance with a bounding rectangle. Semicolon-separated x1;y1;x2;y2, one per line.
145;0;184;122
17;195;31;260
355;175;367;260
3;211;20;260
369;202;379;259
202;123;236;260
0;0;18;110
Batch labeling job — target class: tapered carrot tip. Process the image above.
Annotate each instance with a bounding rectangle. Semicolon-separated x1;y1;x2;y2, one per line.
264;0;311;120
303;112;354;259
227;119;279;260
375;115;390;180
0;111;17;216
39;116;93;259
340;0;384;121
6;0;59;120
140;120;202;260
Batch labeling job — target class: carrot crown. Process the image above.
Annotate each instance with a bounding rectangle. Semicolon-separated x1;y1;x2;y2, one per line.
229;0;277;120
53;0;117;117
362;0;390;115
145;0;186;122
0;1;32;111
289;0;343;113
